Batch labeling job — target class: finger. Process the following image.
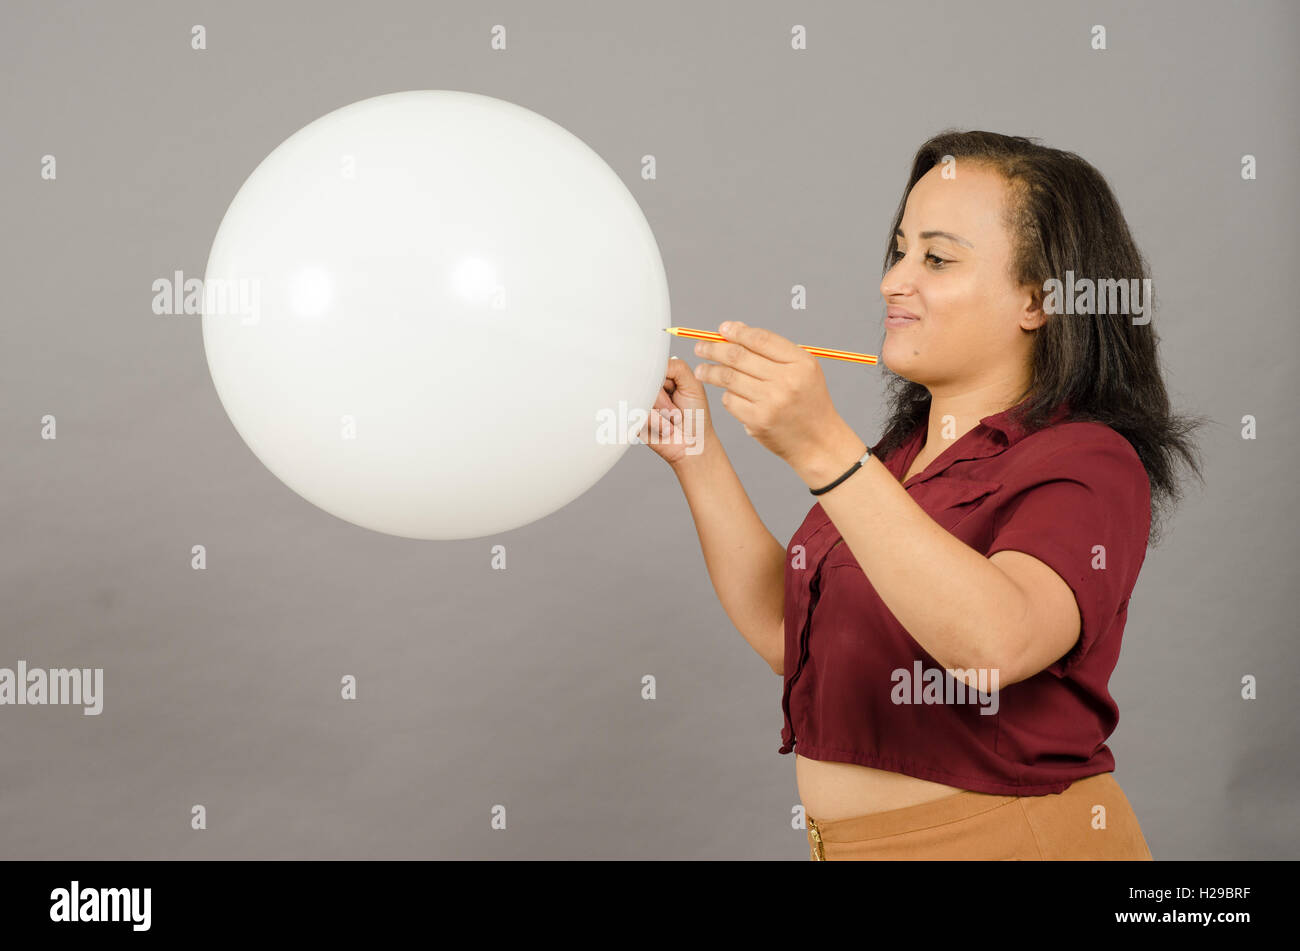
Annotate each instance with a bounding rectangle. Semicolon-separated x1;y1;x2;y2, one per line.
664;357;702;397
640;397;677;438
693;338;773;381
647;408;675;441
719;321;803;364
694;361;765;401
652;391;685;430
652;383;691;418
718;388;759;429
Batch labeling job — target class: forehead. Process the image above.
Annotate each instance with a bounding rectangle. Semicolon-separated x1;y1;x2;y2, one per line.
898;163;1012;247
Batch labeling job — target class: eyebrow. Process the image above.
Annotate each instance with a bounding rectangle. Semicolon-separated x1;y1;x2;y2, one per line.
895;228;974;249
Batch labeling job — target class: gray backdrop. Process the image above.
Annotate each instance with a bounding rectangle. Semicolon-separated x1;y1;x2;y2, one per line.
1;0;1296;860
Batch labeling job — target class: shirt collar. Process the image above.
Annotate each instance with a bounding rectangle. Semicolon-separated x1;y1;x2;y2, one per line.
897;397;1072;486
979;396;1072;446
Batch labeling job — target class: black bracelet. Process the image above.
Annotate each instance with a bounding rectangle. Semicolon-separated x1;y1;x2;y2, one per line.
809;446;872;496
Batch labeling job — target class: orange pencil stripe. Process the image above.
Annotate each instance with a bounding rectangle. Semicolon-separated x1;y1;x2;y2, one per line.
664;327;877;365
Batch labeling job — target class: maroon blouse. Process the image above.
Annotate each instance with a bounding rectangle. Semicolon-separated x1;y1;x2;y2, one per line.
778;401;1152;795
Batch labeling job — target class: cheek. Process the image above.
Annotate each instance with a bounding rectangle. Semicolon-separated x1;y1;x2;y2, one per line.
946;279;1018;346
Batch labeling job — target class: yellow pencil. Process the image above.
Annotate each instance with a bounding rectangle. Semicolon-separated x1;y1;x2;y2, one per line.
664;327;878;366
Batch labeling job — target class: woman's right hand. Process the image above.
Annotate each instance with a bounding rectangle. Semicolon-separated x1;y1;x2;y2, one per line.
639;356;716;469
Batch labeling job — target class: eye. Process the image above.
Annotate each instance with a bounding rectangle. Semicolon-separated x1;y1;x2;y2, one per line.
889;249;951;269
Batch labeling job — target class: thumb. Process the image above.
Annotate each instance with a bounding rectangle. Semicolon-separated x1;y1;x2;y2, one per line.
664;356;706;401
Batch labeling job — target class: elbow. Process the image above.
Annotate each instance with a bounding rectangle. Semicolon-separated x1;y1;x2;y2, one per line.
948;632;1015;693
967;634;1025;691
972;585;1034;688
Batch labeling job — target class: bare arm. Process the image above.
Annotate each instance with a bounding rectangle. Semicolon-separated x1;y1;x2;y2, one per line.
673;442;786;674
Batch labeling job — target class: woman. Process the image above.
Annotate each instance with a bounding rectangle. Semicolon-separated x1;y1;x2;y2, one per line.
640;130;1204;860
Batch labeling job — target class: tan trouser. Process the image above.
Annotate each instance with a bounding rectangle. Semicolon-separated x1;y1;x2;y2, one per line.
806;772;1153;860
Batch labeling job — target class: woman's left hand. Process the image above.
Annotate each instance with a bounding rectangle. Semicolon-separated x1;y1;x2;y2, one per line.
691;321;847;470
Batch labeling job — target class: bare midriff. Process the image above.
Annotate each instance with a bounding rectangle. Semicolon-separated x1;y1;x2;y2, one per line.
796;754;968;820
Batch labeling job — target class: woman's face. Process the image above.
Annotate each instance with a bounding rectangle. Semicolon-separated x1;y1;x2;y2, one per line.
879;162;1044;394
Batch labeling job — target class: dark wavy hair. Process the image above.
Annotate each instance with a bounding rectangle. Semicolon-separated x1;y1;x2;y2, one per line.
873;129;1206;547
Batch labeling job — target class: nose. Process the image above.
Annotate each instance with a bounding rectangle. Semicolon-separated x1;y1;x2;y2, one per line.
880;256;915;299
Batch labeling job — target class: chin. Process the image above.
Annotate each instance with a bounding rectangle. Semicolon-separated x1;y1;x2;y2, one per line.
880;338;923;378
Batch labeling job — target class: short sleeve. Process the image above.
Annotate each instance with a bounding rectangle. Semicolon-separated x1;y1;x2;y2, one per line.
985;428;1151;677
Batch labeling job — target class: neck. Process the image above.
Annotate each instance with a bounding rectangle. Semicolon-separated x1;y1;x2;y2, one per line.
920;377;1028;456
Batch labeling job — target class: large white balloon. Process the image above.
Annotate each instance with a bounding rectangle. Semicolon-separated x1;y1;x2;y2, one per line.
202;90;670;539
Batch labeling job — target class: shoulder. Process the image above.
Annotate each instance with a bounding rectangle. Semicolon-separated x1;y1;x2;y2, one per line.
1007;421;1146;484
988;420;1153;573
1015;419;1132;455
